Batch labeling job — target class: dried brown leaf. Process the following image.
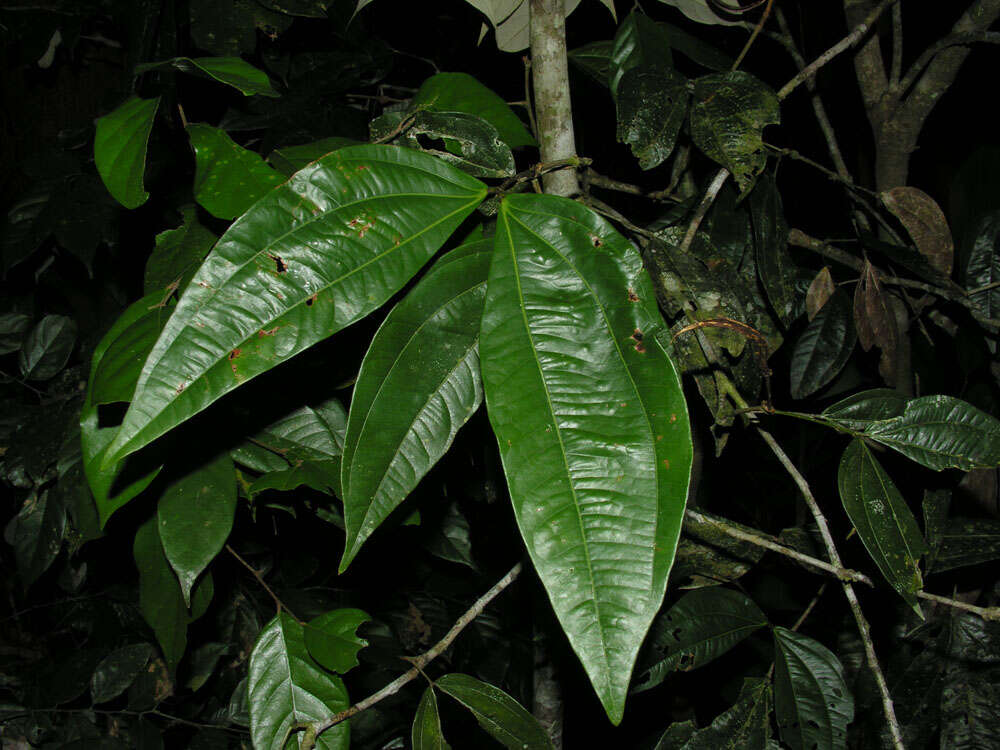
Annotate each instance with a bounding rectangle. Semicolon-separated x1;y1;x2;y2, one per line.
806;267;835;321
882;186;954;276
853;262;899;384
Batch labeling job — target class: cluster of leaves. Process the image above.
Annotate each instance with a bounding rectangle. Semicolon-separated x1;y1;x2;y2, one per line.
3;1;1000;749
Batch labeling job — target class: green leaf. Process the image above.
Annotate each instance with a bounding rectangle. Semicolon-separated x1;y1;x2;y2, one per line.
633;588;767;693
610;11;674;99
773;627;853;750
9;491;65;591
410;72;535;149
340;241;491;570
425;500;476;569
690;72;779;195
480;194;692;723
374;110;516;178
413;687;451;750
90;643;155;704
157;452;236;606
105;145;487;465
820;388;906;431
656;0;742;26
144;205;217;296
656;20;732;70
435;673;553;749
249;462;339;497
465;0;583;54
864;395;1000;471
963;211;1000;320
667;677;771;749
184;641;229;692
18;314;77;381
303;608;370;674
616;67;688;170
750;175;795;326
136;56;279;97
654;721;698;749
569;39;614;86
189;0;292;56
89;296;173;406
94;96;160;210
133;517;212;670
789;289;855;399
269;137;360;176
248;613;350;750
0;312;30;355
838;439;926;612
187;123;285;220
927;517;1000;573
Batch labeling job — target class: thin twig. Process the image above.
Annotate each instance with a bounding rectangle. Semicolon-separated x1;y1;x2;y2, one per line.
787;228;1000;332
302;562;523;749
755;428;905;750
917;591;1000;622
226;545;301;622
792;583;828;632
680;168;729;254
731;0;774;71
684;509;873;586
523;56;539;142
777;0;899;101
583;170;681;203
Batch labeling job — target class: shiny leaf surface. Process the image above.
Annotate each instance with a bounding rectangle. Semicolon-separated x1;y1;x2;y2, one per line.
136;56;279;97
633;588;767;693
94;96;160;209
187;124;284;220
340;241;490;570
610;11;674;98
269;137;359;176
963;211;1000;319
773;627;853;750
838;439;926;612
436;673;553;749
789;289;855;399
820;388;906;431
410;72;535;148
89;297;172;406
303;608;370;673
18;315;77;381
248;613;350;750
157;451;236;606
690;72;779;195
864;395;1000;471
480;194;692;723
412;687;451;750
106;145;486;465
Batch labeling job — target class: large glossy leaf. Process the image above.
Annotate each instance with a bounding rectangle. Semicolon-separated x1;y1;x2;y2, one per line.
19;315;77;381
435;673;553;749
609;11;675;98
269;137;360;176
789;289;855;399
303;608;370;673
9;491;65;591
750;175;795;326
157;452;236;606
340;241;491;571
136;56;278;97
773;627;853;750
412;687;451;750
410;72;535;149
105;145;487;465
820;388;906;431
690;72;779;195
616;67;688;170
248;613;350;750
863;395;1000;471
569;39;614;86
633;588;767;693
94;96;160;209
187;124;285;220
133;517;213;670
838;439;926;612
664;677;771;750
480;194;692;723
144;205;217;296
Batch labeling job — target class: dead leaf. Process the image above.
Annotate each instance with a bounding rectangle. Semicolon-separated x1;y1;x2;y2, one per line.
881;186;954;276
854;261;899;384
806;267;835;321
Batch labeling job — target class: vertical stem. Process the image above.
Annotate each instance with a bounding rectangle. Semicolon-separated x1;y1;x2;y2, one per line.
529;0;579;197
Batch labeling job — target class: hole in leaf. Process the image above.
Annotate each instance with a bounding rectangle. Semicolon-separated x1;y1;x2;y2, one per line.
268;253;287;273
